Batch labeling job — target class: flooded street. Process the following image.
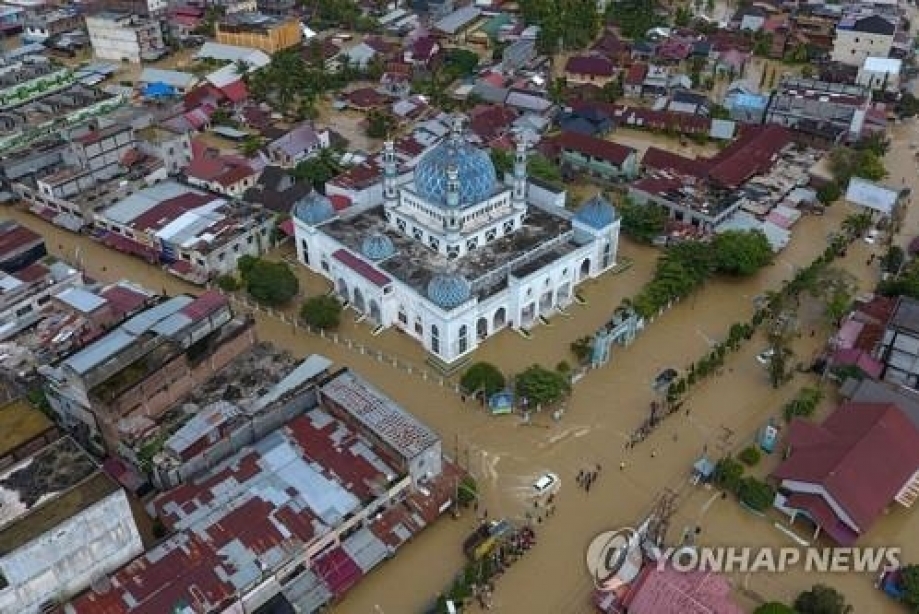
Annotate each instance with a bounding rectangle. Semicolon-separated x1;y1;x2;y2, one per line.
2;132;916;612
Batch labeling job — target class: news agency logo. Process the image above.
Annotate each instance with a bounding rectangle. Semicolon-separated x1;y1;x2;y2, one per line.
586;527;901;585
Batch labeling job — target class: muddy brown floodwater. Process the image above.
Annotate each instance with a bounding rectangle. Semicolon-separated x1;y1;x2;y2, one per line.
0;148;913;613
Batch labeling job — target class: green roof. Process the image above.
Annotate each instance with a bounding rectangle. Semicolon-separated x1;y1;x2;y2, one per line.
479;14;512;38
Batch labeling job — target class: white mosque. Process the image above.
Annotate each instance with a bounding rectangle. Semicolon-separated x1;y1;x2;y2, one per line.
291;117;621;366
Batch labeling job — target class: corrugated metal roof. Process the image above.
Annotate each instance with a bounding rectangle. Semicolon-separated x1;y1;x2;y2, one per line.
140;68;197;89
55;287;107;313
63;328;135;375
320;370;439;460
255;355;332;410
101;181;203;225
434;5;481;34
341;527;390;573
281;570;333;613
122;295;194;335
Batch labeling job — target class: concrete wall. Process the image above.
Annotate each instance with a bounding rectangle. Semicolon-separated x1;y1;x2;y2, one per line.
0;488;143;614
99;321;257;449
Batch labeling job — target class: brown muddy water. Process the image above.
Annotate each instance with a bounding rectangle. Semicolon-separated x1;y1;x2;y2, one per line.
3;125;917;612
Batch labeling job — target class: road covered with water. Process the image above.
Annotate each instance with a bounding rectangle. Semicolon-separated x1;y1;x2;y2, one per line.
5;122;919;612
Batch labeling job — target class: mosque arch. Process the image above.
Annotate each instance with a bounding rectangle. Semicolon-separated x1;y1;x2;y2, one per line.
579;258;591;280
477;317;489;339
369;299;381;323
336;278;349;301
353;287;366;313
493;307;507;329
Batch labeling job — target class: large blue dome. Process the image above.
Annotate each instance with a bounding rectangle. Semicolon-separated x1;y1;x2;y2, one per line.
574;194;617;230
413;138;498;208
361;233;396;261
427;274;471;310
292;191;335;226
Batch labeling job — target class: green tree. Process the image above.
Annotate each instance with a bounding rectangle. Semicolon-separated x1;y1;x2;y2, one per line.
605;0;663;39
738;477;775;511
460;362;506;396
366;109;395;139
738;446;762;466
900;564;919;610
240;135;264;157
291;149;342;190
783;387;824;422
767;332;795;389
239;257;299;306
619;198;667;243
816;182;841;205
829;146;887;184
713;457;744;493
216;274;240;291
299;295;342;330
711;230;774;276
794;584;853;614
754;604;796;614
881;245;905;274
527;154;562;183
490;148;513;177
515;364;571;407
457;476;478;507
570;336;593;364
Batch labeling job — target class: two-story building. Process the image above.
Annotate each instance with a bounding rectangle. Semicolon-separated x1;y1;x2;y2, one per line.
550;131;638;182
85;12;166;63
831;13;897;67
215;13;301;55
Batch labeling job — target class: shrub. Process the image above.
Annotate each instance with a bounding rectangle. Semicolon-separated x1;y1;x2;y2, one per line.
299;295;342;330
556;360;571;374
738;446;762;467
460;362;505;396
457;476;478;507
713;457;744;493
216;274;240;291
738;477;775;512
239;257;299;306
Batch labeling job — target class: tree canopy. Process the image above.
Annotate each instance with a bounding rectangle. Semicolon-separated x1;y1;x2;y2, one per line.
300;295;342;330
899;564;919;610
816;182;841;205
828;146;887;185
489;149;562;184
520;0;602;54
619;198;667;243
366;109;396;139
301;0;379;32
794;584;853;614
515;364;571;407
238;256;299;306
737;477;774;512
606;0;664;39
291;149;342;190
460;362;506;396
711;230;774;276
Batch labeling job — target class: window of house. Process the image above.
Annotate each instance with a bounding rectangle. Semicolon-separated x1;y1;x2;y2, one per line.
458;325;468;354
233;244;240;253
431;324;440;354
218;253;225;261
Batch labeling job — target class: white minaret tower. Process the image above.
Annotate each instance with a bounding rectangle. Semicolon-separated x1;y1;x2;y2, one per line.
383;139;398;209
445;164;461;233
512;133;528;213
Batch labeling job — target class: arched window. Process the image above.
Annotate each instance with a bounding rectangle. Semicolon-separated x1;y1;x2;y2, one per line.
458;325;468;354
431;324;440;354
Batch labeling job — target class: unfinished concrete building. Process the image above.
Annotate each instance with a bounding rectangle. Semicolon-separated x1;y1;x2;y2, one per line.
40;291;256;454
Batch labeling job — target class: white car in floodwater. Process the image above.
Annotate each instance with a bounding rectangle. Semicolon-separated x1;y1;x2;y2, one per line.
756;349;775;365
533;472;559;496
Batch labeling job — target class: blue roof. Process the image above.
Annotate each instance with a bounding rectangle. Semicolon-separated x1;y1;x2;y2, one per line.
361;233;396;261
731;93;769;109
574;194;617;229
292;191;335;226
413;135;498;208
143;82;175;98
427;274;471;310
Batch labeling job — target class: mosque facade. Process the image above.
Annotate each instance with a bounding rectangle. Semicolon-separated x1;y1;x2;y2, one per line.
292;117;621;365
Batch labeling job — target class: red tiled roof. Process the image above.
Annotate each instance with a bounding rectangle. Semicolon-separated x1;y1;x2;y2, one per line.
278;218;295;236
312;547;363;597
565;55;615;77
129;192;213;232
329;194;351;211
15;262;48;283
103;233;157;260
773;402;919;536
784;493;860;545
100;284;149;318
346;87;387;109
554;131;637;166
623;566;744;614
469;104;518;141
181;290;227;321
0;222;42;257
332;249;391;287
706;124;792;188
219;79;248;103
625;62;648;85
641;147;709;178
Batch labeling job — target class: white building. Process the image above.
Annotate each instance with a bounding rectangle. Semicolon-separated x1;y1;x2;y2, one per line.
85;13;166;64
0;437;143;614
857;56;902;92
831;14;896;67
0;261;82;341
293;117;621;366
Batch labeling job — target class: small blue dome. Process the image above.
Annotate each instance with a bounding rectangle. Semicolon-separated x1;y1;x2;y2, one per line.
413;136;498;208
575;194;617;229
361;233;396;261
292;191;335;226
427;274;471;310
